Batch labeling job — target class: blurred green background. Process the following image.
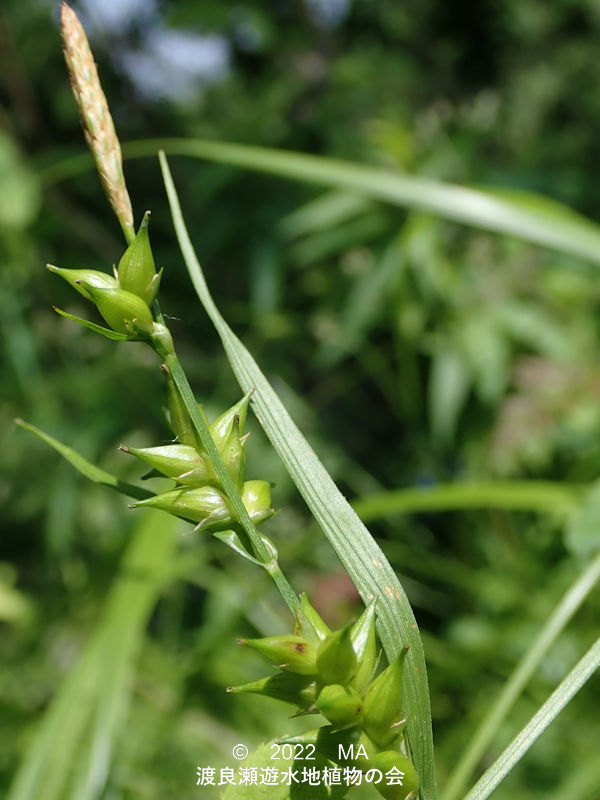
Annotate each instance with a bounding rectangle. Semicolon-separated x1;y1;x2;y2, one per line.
1;1;599;798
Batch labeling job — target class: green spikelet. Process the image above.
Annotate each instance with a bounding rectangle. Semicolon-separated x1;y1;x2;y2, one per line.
117;210;162;305
210;391;253;449
129;485;232;528
80;283;153;335
298;593;331;643
350;603;378;692
362;648;408;749
47;264;118;300
227;672;317;710
238;635;318;675
118;443;215;485
317;624;357;685
219;413;246;489
315;684;363;730
240;480;274;525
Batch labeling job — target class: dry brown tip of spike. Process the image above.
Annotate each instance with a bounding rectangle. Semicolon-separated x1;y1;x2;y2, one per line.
60;3;134;236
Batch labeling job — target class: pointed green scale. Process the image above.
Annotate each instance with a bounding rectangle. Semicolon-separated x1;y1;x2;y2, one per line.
317;624;357;685
117;210;162;305
81;283;153;335
210;390;253;449
238;635;318;675
219;413;246;489
315;684;363;730
227;672;317;710
362;648;408;749
298;593;331;643
350;603;378;692
47;264;118;300
369;750;419;800
119;443;215;485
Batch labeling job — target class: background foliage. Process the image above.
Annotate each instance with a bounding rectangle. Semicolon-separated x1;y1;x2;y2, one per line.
1;1;599;798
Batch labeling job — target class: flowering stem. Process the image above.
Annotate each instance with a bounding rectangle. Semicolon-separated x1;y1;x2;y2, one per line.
154;340;300;616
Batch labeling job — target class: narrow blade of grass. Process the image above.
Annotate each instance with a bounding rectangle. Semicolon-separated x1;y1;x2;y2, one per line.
160;152;438;800
461;636;600;800
443;551;600;800
8;512;177;800
40;139;600;265
352;481;584;522
15;418;152;501
143;139;600;265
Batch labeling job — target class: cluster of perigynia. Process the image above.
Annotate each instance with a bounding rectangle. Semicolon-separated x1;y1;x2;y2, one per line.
230;594;419;800
48;211;161;338
123;383;274;531
49;213;274;532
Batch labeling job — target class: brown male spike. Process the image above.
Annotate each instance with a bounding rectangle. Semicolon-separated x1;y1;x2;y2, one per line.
60;2;134;242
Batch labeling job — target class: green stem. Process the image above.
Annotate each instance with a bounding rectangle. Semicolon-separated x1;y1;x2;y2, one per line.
443;551;600;800
158;346;300;616
120;218;135;246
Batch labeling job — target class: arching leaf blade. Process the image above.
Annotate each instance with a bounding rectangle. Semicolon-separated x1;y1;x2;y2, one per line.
160;152;437;800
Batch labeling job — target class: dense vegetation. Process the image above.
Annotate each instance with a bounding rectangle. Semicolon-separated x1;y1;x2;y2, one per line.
2;1;599;798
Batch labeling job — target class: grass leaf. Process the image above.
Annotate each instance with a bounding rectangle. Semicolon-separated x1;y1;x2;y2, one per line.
352;481;583;522
8;512;178;800
139;139;600;265
160;152;438;800
15;419;152;501
41;139;600;264
461;636;600;800
443;551;600;800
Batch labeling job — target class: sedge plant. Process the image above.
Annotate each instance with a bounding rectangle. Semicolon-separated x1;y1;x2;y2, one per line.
24;5;425;799
14;5;600;800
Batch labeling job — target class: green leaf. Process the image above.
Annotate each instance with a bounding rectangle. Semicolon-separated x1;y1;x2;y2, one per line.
278;190;374;240
160;152;437;800
442;551;600;800
351;481;583;522
461;636;600;800
134;139;600;265
42;139;600;265
15;419;153;501
7;512;178;800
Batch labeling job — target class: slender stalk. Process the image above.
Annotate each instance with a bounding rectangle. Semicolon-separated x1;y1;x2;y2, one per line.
461;637;600;800
157;347;300;616
443;552;600;800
